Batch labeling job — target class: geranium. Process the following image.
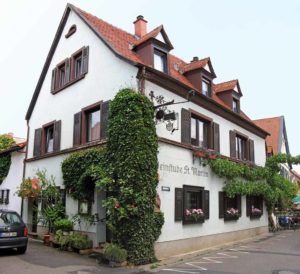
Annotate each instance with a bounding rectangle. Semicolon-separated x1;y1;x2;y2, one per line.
186;208;204;221
251;207;262;214
226;208;239;216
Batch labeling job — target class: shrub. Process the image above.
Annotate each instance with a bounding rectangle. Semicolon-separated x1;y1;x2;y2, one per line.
103;243;127;263
70;233;93;250
54;218;73;232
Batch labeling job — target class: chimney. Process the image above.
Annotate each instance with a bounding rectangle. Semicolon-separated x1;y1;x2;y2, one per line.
191;56;199;62
7;132;14;137
134;15;147;38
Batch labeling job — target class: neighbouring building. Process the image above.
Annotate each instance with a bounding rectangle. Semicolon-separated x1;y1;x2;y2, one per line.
23;4;269;258
0;134;26;214
253;116;299;185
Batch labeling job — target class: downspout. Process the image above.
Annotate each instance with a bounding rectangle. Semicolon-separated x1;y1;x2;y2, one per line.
21;120;30;218
136;66;146;95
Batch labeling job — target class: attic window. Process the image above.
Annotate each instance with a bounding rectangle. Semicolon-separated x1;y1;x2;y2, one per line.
202;78;211;97
154;49;167;73
65;25;77;38
233;98;240;113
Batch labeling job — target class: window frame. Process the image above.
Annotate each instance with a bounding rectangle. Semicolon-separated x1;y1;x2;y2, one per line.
201;77;212;97
153;48;168;73
42;121;55;155
235;135;247;161
232;98;240;113
81;101;102;144
183;185;205;224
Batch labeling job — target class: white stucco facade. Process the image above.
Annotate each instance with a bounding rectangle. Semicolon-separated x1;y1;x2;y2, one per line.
24;7;269;255
0;150;25;214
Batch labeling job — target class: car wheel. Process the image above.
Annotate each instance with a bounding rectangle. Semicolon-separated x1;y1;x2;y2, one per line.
17;246;27;254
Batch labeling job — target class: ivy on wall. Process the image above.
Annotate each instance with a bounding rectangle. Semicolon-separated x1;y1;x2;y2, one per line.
96;88;163;265
207;155;298;211
61;147;106;202
0;135;15;185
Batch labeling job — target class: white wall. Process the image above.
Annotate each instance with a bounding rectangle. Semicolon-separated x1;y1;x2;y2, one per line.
0;150;25;214
27;10;138;159
157;142;268;243
145;81;267;166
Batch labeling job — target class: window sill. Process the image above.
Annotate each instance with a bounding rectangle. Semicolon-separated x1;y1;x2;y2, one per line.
51;74;86;95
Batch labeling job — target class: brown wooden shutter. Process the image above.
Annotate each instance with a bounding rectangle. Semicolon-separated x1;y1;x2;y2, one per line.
73;112;82;146
229;130;236;158
181;108;191;145
65;58;70;84
204;190;210;220
53;120;61;152
249;139;255;163
51;68;56;92
246;195;251;217
82;46;89;75
213;122;220;152
5;189;10;204
237;195;242;217
33;128;42;157
175;188;183;221
219;191;224;218
100;100;110;140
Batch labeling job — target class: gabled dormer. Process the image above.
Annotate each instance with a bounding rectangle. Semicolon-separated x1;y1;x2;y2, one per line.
132;16;173;74
214;80;243;113
183;57;216;98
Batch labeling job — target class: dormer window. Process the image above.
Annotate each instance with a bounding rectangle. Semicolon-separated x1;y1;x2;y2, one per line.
154;49;167;73
202;78;211;97
233;98;239;113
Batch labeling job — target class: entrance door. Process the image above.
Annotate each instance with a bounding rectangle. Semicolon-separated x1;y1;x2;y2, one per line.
96;189;106;245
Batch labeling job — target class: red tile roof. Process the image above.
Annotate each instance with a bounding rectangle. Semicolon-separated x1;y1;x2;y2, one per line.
214;80;238;94
253;117;281;153
183;58;210;73
133;25;162;46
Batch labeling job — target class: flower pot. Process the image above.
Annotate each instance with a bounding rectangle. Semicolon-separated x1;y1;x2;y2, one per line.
193;150;206;158
43;234;51;246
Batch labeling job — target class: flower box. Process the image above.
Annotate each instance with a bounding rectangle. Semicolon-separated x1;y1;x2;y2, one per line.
224;208;239;221
184;208;205;224
224;214;239;221
193;150;206;158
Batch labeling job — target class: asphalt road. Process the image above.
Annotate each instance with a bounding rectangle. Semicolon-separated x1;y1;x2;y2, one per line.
0;230;299;274
155;230;300;274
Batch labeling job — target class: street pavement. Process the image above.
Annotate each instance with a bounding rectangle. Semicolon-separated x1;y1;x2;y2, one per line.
0;230;299;274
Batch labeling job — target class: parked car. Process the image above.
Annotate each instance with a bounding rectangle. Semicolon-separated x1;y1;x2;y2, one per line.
0;209;28;254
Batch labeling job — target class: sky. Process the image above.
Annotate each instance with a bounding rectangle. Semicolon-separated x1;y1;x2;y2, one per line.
1;0;300;155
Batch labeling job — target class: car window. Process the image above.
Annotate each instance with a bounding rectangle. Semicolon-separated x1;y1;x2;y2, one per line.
0;212;22;226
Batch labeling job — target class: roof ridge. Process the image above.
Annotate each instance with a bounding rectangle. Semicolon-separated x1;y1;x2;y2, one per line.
214;79;238;86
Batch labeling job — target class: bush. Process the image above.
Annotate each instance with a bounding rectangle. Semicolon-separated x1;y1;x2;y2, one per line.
54;219;73;232
70;233;93;250
103;243;127;263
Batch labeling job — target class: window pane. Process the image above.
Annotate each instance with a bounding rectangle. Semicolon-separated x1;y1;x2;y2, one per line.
87;109;100;142
233;100;238;112
191;118;196;139
75;56;82;78
59;67;65;87
154;51;166;72
202;80;210;96
198;120;204;147
46;126;54;153
186;191;201;209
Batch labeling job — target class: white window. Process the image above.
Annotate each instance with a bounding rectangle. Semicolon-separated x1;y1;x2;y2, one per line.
154;50;167;73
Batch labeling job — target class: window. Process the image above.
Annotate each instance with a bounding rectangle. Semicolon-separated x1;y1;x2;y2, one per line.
33;120;61;157
86;108;101;142
58;64;66;88
73;101;110;146
0;189;9;205
202;78;211;97
232;98;239;113
154;49;167;73
51;46;89;94
175;186;209;224
219;192;241;221
236;135;246;160
229;130;255;162
191;116;209;148
44;125;54;153
247;195;263;218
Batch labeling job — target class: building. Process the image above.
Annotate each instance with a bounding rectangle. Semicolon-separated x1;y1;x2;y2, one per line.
0;134;26;214
24;4;269;258
253;116;299;184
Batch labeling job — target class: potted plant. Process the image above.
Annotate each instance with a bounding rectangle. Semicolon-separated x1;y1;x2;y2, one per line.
54;218;73;235
185;208;205;223
250;207;262;218
225;208;239;221
69;233;93;254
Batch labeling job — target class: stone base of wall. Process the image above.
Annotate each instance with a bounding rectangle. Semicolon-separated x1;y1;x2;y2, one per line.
155;226;268;259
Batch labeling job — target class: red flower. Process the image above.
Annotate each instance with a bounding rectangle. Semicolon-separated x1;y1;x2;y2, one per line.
114;203;120;208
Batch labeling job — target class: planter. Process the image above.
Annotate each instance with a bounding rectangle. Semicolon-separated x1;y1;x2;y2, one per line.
109;260;127;268
43;234;51;246
250;212;262;219
193;150;206;158
209;154;217;160
183;215;205;224
224;214;239;221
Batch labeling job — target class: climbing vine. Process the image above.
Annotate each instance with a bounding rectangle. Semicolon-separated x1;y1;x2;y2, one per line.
0;134;15;185
96;88;163;265
206;155;298;211
61;147;106;202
